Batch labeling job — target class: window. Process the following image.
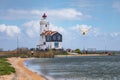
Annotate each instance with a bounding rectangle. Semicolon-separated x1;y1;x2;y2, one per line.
57;35;61;40
53;35;56;40
44;42;46;45
47;36;49;41
54;42;59;48
45;24;47;27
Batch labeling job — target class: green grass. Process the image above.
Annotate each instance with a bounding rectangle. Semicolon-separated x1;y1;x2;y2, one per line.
0;58;15;75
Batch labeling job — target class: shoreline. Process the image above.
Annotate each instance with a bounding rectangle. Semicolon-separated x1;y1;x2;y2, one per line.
5;57;46;80
55;54;108;57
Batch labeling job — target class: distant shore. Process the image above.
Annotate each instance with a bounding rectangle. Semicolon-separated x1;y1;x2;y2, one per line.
55;53;108;57
0;57;46;80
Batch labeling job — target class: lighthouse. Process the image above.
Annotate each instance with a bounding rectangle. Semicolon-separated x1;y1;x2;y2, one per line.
40;13;49;34
39;13;49;49
38;13;62;50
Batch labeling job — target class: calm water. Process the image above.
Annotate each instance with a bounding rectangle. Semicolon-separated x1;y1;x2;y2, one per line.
25;56;120;80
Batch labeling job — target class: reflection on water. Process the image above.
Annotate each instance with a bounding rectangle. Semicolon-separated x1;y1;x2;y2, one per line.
25;56;120;80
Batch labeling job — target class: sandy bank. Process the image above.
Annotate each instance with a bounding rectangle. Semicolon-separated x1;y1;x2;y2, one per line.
0;57;46;80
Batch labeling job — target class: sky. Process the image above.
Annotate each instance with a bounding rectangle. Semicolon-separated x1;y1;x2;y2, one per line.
0;0;120;51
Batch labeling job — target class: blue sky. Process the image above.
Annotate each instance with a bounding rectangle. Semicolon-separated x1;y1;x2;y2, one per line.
0;0;120;51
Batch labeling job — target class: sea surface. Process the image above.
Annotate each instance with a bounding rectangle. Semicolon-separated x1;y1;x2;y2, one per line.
24;56;120;80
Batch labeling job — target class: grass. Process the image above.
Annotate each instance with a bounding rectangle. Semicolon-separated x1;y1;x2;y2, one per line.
0;58;15;75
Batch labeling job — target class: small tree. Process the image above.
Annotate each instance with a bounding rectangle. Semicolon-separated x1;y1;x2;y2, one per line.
74;49;81;54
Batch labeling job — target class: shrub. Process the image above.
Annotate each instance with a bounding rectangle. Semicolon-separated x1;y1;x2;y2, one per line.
74;49;81;54
0;58;15;75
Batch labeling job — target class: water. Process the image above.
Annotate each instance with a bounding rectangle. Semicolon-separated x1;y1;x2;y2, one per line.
24;56;120;80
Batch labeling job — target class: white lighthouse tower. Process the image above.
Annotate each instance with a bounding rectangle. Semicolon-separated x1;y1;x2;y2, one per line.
39;13;49;49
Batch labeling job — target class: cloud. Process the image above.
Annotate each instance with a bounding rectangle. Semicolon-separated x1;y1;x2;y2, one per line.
45;8;91;20
23;20;40;38
0;8;91;20
23;20;39;31
0;24;6;32
0;24;21;37
112;1;120;12
26;29;35;38
110;32;120;37
71;24;91;30
49;23;66;34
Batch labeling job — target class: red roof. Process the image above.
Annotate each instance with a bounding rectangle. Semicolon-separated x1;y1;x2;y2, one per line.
42;13;47;19
42;30;57;36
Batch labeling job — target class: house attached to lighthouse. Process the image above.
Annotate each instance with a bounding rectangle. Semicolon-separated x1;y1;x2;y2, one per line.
38;13;62;50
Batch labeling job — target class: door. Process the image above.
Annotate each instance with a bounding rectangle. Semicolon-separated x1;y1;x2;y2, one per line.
54;42;59;48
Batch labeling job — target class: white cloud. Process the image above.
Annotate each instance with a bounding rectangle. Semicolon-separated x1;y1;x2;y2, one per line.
23;20;40;38
23;20;40;31
71;24;91;30
49;23;66;34
46;8;91;20
26;29;35;38
79;24;92;30
0;8;91;20
0;24;6;32
110;32;120;37
112;1;120;12
71;24;92;35
0;24;21;37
